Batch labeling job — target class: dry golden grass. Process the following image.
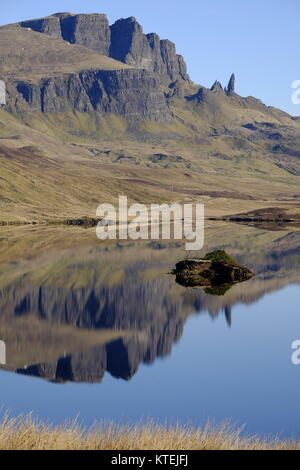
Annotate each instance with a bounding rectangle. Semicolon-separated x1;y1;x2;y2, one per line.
0;415;298;450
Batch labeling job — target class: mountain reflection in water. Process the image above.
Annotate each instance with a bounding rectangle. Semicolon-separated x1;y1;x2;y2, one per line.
0;224;299;384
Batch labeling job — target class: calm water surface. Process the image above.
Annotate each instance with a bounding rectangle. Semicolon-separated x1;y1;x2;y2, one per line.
0;223;299;438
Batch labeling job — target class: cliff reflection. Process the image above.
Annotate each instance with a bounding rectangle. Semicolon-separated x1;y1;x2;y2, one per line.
0;225;299;384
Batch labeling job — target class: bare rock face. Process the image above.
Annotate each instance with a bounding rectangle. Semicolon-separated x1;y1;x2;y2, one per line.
15;82;44;112
166;80;185;99
110;17;154;70
210;80;224;93
59;13;111;55
226;73;235;95
146;34;188;81
15;69;171;121
14;12;192;121
146;33;165;74
110;17;190;82
174;251;253;288
177;54;189;81
160;40;187;82
20;13;111;55
19;13;190;84
21;16;62;38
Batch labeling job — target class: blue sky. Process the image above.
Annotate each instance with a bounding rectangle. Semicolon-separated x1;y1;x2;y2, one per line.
1;0;299;115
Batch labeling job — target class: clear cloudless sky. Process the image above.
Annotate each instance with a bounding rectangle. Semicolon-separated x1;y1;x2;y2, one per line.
1;0;299;114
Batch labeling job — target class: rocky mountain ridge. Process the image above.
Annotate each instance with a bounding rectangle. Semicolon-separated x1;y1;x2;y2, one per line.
19;13;190;83
1;12;294;126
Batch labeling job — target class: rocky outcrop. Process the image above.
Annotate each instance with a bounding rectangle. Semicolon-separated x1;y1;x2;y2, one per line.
20;13;111;55
210;80;224;94
110;17;190;82
59;13;111;55
15;69;171;121
146;33;166;75
174;251;253;287
11;12;193;121
226;73;235;95
21;16;62;38
188;74;239;110
160;39;188;82
166;80;185;99
110;17;153;69
19;13;190;83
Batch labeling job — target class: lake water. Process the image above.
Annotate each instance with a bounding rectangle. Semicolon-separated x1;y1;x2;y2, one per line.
0;222;299;438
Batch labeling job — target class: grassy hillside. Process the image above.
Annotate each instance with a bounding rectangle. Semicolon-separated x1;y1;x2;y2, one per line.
0;25;131;80
0;106;299;223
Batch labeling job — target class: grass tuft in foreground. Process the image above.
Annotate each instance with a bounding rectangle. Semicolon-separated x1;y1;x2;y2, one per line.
0;415;298;450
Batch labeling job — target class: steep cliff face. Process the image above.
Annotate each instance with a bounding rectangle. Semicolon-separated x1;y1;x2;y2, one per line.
160;39;189;82
59;13;111;55
15;69;171;121
109;17;189;82
146;33;165;74
110;17;153;69
9;12;193;121
18;13;190;83
21;13;111;55
7;11;296;130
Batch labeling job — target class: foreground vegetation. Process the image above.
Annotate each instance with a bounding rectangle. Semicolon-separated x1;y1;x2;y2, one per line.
0;415;298;450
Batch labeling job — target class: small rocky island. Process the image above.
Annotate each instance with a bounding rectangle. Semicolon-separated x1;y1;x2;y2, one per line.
174;250;253;290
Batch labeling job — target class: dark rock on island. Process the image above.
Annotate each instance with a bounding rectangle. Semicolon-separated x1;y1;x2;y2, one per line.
174;250;253;289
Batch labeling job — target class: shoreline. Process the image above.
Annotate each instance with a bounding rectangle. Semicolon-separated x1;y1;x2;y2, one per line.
2;216;300;228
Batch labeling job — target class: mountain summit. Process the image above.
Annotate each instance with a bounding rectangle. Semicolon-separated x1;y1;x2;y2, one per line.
0;12;295;125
